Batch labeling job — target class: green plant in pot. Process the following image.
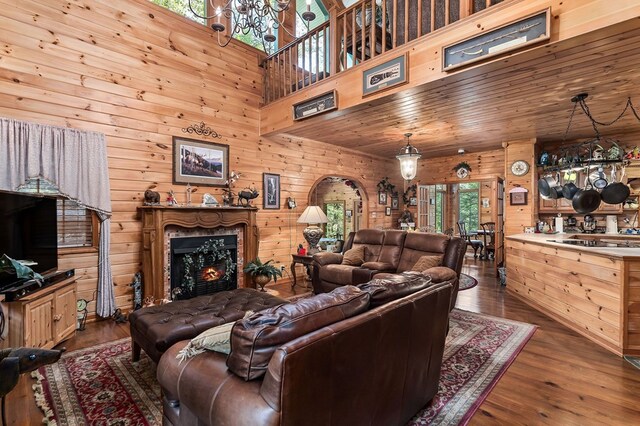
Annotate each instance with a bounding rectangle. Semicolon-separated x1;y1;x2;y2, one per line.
244;258;283;292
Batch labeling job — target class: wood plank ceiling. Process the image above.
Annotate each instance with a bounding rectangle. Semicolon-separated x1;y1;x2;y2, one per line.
277;19;640;159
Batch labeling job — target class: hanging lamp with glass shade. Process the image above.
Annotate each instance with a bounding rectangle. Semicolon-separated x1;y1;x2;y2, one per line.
396;133;421;181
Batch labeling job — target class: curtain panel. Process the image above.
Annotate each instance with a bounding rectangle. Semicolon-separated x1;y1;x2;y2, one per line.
0;116;116;317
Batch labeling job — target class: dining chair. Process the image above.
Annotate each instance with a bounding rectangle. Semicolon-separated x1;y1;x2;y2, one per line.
457;221;483;258
480;222;496;260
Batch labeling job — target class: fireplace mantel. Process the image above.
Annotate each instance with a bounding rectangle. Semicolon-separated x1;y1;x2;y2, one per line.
137;206;259;301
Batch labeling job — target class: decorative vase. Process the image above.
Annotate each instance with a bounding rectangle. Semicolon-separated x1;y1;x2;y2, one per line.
253;274;271;292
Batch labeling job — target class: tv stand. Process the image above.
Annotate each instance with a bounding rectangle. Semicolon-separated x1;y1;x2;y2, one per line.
4;274;77;348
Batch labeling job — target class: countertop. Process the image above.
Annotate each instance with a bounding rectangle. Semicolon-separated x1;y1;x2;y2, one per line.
506;233;640;259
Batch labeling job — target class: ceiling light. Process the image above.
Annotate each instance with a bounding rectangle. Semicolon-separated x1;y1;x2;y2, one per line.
396;133;421;181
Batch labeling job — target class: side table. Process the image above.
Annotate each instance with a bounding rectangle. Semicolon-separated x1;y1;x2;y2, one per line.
290;254;314;289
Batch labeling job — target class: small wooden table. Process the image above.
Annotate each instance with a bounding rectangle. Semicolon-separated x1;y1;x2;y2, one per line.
290;254;314;289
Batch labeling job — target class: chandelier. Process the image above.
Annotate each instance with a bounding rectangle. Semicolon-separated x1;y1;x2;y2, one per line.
396;133;422;181
188;0;316;52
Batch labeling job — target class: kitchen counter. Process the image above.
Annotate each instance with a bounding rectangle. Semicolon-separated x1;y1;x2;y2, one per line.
506;233;640;356
506;233;640;259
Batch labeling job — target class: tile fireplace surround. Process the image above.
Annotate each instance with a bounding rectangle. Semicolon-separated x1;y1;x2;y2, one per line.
137;206;259;301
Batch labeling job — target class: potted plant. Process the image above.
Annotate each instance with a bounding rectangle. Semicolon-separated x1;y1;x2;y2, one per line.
243;258;283;292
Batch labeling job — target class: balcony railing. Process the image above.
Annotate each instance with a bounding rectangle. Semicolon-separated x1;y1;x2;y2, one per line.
262;0;505;104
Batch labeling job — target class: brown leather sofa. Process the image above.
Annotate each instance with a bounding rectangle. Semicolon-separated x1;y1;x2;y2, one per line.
312;229;466;310
157;279;452;426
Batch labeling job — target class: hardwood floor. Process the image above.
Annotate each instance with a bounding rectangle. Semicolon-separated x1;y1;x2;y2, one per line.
5;258;640;425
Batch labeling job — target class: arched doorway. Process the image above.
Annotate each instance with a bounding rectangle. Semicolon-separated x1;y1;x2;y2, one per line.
308;175;369;240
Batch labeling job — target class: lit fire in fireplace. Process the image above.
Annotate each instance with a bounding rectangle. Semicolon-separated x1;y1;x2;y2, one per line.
201;266;223;282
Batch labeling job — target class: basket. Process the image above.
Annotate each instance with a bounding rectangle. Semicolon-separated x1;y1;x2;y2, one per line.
498;267;507;286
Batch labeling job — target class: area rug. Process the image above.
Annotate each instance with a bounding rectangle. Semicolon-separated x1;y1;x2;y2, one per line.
32;310;535;425
458;273;478;291
624;355;640;370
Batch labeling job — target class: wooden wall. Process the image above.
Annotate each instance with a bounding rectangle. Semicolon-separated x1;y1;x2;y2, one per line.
390;148;505;228
504;140;537;237
0;0;397;317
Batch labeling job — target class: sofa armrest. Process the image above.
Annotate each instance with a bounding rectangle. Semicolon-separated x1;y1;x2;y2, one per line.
361;261;395;272
313;252;343;266
352;267;379;285
158;341;279;425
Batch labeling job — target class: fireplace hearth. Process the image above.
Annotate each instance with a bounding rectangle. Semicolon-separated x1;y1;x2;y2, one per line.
170;235;237;300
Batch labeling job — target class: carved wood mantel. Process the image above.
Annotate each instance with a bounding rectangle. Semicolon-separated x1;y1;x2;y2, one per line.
137;206;259;301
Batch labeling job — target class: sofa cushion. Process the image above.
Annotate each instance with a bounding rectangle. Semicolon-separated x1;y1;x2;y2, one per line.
397;233;451;272
424;266;457;283
313;252;343;266
320;264;358;285
377;230;406;269
411;255;443;272
342;246;365;266
352;229;385;262
358;271;433;308
227;286;370;380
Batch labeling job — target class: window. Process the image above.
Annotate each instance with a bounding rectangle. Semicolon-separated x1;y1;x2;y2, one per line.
18;179;97;250
458;182;480;232
418;184;446;232
149;0;206;24
324;201;345;240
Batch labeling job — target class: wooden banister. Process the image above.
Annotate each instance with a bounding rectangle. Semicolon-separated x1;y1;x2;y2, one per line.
262;0;508;104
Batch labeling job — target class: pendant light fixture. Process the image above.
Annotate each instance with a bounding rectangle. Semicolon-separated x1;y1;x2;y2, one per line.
396;133;421;181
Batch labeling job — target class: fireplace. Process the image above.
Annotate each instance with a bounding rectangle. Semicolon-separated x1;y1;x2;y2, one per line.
137;206;259;301
170;235;238;300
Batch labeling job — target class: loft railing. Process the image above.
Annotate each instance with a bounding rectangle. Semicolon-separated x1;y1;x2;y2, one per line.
262;0;505;104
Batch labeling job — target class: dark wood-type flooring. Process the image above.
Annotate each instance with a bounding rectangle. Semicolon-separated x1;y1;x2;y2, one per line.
5;257;640;425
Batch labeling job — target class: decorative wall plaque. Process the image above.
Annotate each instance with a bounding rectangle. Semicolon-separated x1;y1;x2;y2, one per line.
443;8;550;71
293;90;338;121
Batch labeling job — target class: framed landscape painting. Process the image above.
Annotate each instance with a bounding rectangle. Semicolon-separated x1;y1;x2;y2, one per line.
173;136;228;187
263;173;280;209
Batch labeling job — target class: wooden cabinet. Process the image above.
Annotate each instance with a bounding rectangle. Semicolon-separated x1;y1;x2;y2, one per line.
7;277;77;348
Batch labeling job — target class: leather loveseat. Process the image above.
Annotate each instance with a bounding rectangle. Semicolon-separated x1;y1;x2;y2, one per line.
157;276;452;426
312;229;466;310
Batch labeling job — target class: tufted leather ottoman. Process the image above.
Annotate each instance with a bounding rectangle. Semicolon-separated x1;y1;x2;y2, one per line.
129;288;287;363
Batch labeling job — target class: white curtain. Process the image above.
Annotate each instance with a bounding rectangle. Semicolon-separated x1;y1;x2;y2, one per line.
0;117;116;317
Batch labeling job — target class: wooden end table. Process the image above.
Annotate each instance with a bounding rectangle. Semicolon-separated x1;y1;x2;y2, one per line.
290;254;314;289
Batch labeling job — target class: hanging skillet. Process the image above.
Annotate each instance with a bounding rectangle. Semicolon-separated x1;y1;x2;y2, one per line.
601;165;630;205
572;174;601;214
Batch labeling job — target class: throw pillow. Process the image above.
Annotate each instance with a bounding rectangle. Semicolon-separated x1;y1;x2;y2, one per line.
176;310;254;363
411;255;443;272
341;246;366;266
227;286;370;381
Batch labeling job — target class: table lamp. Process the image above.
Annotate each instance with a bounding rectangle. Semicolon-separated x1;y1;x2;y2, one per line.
297;206;328;254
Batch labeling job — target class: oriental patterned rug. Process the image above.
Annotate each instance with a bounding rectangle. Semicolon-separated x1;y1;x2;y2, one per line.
32;310;535;425
458;273;478;291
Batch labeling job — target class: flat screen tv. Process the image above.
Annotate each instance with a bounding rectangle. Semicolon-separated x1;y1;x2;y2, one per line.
0;190;58;287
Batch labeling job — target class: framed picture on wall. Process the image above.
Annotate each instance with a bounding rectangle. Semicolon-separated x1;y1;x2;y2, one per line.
391;197;399;210
510;191;528;206
173;136;229;186
385;207;391;216
346;209;353;218
263;173;280;209
409;197;418;206
378;191;387;205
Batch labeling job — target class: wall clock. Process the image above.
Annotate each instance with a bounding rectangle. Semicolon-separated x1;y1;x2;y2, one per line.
510;160;530;176
456;167;470;179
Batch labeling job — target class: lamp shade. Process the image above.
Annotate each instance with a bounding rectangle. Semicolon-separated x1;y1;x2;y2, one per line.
297;206;328;224
396;133;421;181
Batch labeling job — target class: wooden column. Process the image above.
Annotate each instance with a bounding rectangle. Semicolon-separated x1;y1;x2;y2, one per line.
503;139;537;238
137;206;259;301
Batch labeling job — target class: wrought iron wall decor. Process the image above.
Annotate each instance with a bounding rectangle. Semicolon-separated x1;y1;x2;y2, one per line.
181;121;222;138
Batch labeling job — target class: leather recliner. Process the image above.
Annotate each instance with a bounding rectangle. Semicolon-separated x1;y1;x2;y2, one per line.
312;229;466;310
